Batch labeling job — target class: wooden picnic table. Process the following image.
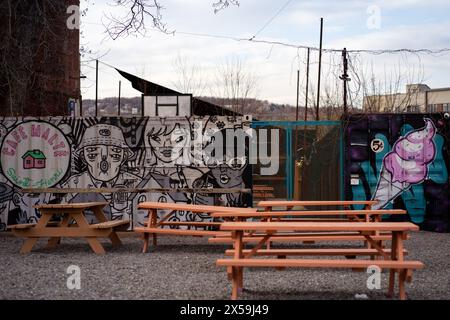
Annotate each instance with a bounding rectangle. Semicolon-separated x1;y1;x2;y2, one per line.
216;221;423;300
9;202;129;254
209;208;406;247
135;202;257;253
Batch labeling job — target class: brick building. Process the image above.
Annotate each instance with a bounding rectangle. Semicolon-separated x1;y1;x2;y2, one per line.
0;0;80;117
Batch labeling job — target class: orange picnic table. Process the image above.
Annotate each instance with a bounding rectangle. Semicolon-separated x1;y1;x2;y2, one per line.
217;221;424;300
135;202;257;253
9;202;129;254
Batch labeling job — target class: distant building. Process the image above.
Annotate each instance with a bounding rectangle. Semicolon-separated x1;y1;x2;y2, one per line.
363;84;450;113
115;69;242;117
22;150;46;169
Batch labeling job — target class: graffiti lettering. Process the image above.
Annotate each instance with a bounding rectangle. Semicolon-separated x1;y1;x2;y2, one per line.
31;169;63;188
6;168;31;188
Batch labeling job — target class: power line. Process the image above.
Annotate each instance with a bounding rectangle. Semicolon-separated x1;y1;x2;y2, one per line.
173;30;450;56
81;15;450;56
250;0;296;40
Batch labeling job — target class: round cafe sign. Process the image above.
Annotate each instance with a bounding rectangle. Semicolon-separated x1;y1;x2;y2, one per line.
0;121;70;188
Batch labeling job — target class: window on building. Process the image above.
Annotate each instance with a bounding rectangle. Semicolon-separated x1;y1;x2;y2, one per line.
444;103;450;112
428;104;438;112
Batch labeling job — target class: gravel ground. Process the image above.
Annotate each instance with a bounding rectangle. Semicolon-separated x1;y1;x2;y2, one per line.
0;231;449;300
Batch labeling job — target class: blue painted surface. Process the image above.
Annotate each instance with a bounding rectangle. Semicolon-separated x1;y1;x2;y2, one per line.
252;120;343;200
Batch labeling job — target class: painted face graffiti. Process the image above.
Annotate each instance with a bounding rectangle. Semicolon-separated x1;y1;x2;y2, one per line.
208;156;248;188
77;124;133;183
83;145;126;182
146;123;190;164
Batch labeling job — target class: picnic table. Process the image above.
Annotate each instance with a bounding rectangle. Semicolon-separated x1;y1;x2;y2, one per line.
216;221;424;300
135;202;257;253
209;207;406;246
252;200;404;249
9;202;129;254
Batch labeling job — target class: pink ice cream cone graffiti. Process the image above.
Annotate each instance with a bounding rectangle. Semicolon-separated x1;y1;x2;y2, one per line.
372;118;437;210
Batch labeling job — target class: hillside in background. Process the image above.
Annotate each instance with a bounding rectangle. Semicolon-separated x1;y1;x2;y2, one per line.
82;96;343;120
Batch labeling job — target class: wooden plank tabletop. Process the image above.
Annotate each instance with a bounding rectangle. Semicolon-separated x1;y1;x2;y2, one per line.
22;188;252;194
219;221;419;232
33;202;109;209
258;200;378;207
211;209;406;218
137;202;257;213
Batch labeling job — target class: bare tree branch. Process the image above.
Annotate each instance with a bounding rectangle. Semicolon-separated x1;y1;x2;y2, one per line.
171;54;206;95
212;57;259;115
212;0;240;14
103;0;169;40
103;0;240;39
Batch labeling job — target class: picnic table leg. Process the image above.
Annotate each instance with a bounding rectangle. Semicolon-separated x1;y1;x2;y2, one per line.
19;210;53;254
20;238;39;254
71;210;107;255
91;206;122;247
264;208;272;250
236;231;244;292
276;255;286;271
398;269;407;300
151;209;158;246
47;213;70;249
227;236;234;280
142;234;150;253
228;217;243;281
108;231;122;247
388;231;399;298
266;215;272;250
85;237;106;255
395;231;406;300
373;215;383;261
231;230;243;299
231;268;239;300
142;209;156;253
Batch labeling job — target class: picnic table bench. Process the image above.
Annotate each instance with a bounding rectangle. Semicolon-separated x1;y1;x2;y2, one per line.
208;208;406;245
216;221;423;300
9;202;129;254
258;200;377;213
253;185;275;200
135;202;257;253
252;200;403;248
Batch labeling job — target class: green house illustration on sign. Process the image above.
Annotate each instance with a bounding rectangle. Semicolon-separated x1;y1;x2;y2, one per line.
22;150;46;169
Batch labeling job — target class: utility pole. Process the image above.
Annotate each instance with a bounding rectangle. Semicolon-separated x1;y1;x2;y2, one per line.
339;47;350;117
95;59;99;117
296;70;300;121
316;18;323;121
118;81;122;116
304;48;310;121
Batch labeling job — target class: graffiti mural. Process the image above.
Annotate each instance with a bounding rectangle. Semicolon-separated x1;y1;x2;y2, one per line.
0;116;252;230
345;114;450;232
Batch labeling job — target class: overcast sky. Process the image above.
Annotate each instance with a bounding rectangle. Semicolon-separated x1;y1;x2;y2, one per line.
80;0;450;106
